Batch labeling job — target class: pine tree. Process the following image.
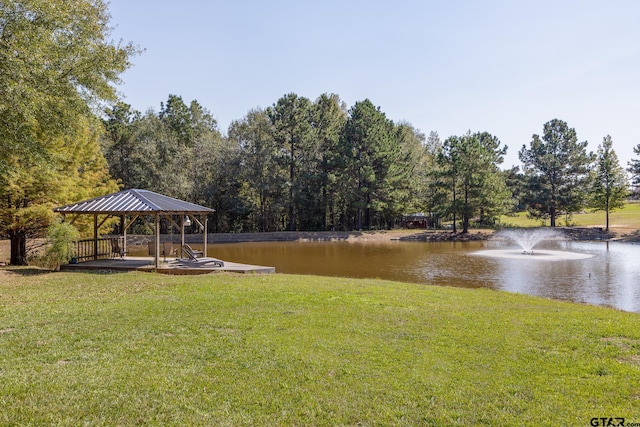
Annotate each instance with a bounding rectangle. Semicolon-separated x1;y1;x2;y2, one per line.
519;119;593;227
590;136;628;231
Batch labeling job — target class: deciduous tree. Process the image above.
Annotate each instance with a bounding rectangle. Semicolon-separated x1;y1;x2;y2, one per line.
0;0;136;264
0;117;118;264
229;109;283;232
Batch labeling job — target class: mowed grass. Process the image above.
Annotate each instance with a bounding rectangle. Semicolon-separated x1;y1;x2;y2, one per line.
1;270;639;425
500;201;640;230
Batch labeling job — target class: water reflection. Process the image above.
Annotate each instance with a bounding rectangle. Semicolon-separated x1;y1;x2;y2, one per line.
181;240;640;312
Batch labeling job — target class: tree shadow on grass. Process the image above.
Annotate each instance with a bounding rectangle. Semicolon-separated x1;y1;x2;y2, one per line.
0;267;53;276
1;266;129;276
70;269;130;275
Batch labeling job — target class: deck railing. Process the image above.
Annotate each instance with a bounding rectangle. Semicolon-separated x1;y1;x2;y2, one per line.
74;237;123;261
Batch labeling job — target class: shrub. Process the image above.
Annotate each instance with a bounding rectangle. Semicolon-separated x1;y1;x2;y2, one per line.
40;221;80;270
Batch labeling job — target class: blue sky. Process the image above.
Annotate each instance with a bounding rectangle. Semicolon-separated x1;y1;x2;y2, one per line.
108;0;640;168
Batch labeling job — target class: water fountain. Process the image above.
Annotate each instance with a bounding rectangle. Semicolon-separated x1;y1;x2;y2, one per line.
474;228;593;260
499;228;561;255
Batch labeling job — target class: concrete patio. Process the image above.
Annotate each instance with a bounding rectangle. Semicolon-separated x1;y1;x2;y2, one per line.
61;256;275;275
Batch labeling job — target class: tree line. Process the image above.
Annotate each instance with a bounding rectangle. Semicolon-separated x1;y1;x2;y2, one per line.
103;93;432;233
101;94;635;235
2;0;639;265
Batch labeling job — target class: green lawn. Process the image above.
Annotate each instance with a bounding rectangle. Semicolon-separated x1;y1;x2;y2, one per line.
500;201;640;229
1;270;639;425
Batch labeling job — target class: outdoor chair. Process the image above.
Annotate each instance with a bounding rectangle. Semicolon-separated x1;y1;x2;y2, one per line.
110;238;127;259
180;244;224;267
162;242;176;262
181;244;203;259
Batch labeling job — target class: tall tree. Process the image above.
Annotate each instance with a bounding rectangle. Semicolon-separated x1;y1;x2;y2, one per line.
155;95;196;199
0;0;136;264
267;93;313;231
386;122;425;225
502;166;528;212
418;131;442;225
435;131;509;233
150;95;223;203
186;100;241;231
312;93;347;230
473;132;512;227
589;135;628;231
342;99;396;230
519;119;593;227
434;136;462;232
229;109;284;232
102;102;155;189
0;0;136;172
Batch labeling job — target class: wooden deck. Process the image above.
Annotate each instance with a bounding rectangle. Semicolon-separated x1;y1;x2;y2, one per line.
60;257;275;275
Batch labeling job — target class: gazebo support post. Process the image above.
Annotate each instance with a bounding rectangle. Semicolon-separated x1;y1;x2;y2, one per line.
121;215;127;254
180;216;185;258
203;214;208;257
154;213;160;268
93;214;98;261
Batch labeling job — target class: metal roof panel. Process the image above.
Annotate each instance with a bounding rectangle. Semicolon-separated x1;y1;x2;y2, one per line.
53;189;214;214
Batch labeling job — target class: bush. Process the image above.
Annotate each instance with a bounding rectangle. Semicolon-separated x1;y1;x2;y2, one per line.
40;221;80;270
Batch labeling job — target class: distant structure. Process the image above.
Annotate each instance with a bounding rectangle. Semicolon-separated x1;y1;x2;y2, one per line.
402;213;435;229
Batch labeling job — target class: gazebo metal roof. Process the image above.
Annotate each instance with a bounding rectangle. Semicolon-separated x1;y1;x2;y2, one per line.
54;189;214;215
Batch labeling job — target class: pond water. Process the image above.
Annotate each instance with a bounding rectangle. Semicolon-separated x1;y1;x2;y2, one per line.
193;239;640;313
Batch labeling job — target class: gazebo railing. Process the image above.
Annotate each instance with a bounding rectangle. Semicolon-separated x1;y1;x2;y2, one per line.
74;237;122;261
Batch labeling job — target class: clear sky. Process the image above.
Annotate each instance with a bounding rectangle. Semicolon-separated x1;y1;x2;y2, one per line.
107;0;640;169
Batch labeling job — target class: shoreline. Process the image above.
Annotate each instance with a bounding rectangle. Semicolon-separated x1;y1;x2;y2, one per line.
124;229;493;246
1;226;636;265
126;226;632;246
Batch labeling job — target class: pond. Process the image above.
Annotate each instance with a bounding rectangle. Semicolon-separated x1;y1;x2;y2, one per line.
196;239;640;313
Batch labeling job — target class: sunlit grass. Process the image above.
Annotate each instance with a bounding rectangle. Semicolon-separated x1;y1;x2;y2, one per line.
500;201;640;229
1;270;639;425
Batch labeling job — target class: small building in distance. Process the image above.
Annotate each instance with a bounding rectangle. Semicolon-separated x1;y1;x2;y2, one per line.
402;213;436;229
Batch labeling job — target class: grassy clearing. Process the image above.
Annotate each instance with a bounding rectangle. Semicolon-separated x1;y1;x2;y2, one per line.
500;201;640;230
1;270;639;425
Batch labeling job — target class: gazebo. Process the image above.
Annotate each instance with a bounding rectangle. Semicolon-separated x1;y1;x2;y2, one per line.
53;189;214;268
